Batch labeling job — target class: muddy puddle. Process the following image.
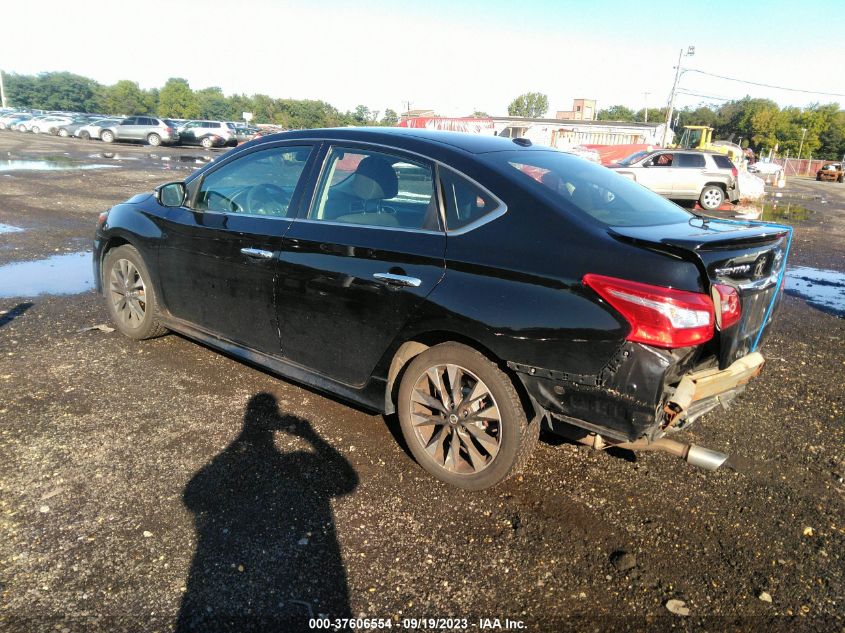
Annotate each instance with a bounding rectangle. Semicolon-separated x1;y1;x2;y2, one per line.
0;159;118;172
785;266;845;318
0;224;24;234
0;251;94;298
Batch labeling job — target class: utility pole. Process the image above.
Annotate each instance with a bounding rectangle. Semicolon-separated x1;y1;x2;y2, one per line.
643;91;650;123
664;46;695;146
797;127;807;162
0;69;7;109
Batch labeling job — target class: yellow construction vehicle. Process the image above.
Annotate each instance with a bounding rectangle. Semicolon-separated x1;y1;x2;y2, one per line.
674;125;744;164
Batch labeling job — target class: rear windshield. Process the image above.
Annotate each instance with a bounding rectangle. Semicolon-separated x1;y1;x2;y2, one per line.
490;150;694;227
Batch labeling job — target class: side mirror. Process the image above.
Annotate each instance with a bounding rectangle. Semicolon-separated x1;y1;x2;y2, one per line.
155;182;187;207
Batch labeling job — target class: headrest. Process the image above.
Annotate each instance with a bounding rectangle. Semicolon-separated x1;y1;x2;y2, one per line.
352;156;399;200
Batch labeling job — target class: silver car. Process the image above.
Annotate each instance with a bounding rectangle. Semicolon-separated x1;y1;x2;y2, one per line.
100;116;180;146
75;118;122;140
610;150;739;210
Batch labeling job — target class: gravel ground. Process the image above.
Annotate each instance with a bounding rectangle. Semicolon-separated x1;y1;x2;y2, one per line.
0;133;843;632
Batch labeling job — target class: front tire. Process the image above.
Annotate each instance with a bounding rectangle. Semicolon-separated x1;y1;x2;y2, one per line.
397;342;538;490
147;133;161;146
58;128;69;137
79;131;91;140
699;185;725;210
200;136;214;149
101;130;115;143
102;245;167;340
31;126;40;134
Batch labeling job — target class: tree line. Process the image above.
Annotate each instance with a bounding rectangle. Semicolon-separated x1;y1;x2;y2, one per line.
597;98;845;161
3;72;401;129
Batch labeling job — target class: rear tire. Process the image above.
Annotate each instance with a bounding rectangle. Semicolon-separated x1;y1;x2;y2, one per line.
31;126;40;134
102;245;168;340
397;342;538;490
58;128;69;137
79;131;91;140
147;133;161;146
699;185;725;210
200;136;214;149
101;130;115;143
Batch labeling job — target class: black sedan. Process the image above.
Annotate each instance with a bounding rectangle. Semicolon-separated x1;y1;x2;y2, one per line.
93;128;791;489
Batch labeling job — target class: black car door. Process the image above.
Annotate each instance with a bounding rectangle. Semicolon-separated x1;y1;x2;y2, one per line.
276;144;446;387
156;142;319;352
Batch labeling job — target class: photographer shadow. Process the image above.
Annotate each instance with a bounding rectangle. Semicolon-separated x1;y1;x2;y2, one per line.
176;393;358;632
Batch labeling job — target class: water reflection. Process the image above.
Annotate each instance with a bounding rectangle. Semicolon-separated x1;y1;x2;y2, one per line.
0;252;94;298
785;266;845;318
0;159;118;172
0;224;24;234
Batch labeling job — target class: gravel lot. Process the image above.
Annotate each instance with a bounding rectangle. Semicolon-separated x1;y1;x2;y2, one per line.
0;133;843;632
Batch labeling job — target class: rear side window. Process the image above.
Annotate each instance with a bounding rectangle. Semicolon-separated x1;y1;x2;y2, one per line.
495;150;694;227
712;155;734;169
309;147;437;230
676;153;705;168
439;169;500;231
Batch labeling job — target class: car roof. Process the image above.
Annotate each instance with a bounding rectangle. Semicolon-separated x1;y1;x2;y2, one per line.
258;127;549;155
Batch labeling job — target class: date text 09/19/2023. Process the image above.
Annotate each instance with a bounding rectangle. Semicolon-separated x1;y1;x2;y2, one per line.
308;617;526;630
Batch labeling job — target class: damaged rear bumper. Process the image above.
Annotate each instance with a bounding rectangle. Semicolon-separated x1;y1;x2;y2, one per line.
511;346;765;442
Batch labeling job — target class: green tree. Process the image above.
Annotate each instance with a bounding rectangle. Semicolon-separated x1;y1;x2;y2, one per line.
381;108;399;126
352;105;372;124
101;80;149;115
507;92;548;118
471;110;490;118
157;78;199;119
196;86;231;120
4;72;102;112
634;107;667;123
596;105;635;121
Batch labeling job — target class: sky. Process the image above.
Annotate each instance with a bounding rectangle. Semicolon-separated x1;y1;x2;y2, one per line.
2;0;844;117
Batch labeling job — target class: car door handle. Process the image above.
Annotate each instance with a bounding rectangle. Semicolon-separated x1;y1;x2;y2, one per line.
240;247;274;260
373;272;421;288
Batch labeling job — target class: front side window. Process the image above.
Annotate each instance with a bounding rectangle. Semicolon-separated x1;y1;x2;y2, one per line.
309;147;437;230
121;117;138;125
496;150;695;227
195;145;312;217
650;153;674;167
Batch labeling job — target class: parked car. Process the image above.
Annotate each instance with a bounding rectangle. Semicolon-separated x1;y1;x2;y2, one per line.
610;149;739;210
0;113;32;130
177;120;236;148
94;128;790;489
100;116;180;146
76;118;123;140
816;162;844;183
16;115;53;133
55;116;98;137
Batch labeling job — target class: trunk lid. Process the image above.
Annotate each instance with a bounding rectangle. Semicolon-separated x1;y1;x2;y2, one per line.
609;218;790;368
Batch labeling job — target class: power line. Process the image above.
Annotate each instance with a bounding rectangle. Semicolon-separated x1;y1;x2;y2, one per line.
676;90;733;102
683;68;845;98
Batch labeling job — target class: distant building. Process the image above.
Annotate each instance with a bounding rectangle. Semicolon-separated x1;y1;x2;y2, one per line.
400;109;436;121
556;99;597;121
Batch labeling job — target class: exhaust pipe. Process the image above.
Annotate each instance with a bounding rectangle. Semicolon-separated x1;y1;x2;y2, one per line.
571;433;729;471
684;444;729;471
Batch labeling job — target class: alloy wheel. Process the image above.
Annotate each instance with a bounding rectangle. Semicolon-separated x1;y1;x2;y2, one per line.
701;188;723;209
409;364;502;475
108;258;147;328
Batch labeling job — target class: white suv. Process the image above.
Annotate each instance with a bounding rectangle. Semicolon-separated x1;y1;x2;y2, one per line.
177;120;237;148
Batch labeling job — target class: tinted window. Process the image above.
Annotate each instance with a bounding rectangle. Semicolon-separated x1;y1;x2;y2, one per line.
121;117;138;125
617;150;649;166
309;147;437;230
440;169;499;231
495;150;695;227
676;153;705;168
712;155;734;169
196;146;312;217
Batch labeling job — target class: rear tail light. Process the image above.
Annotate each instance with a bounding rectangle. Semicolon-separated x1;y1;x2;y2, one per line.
712;283;741;329
731;166;738;179
166;127;174;134
97;211;109;228
583;274;715;348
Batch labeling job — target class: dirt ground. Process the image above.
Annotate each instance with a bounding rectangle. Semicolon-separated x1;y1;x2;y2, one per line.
0;133;843;632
